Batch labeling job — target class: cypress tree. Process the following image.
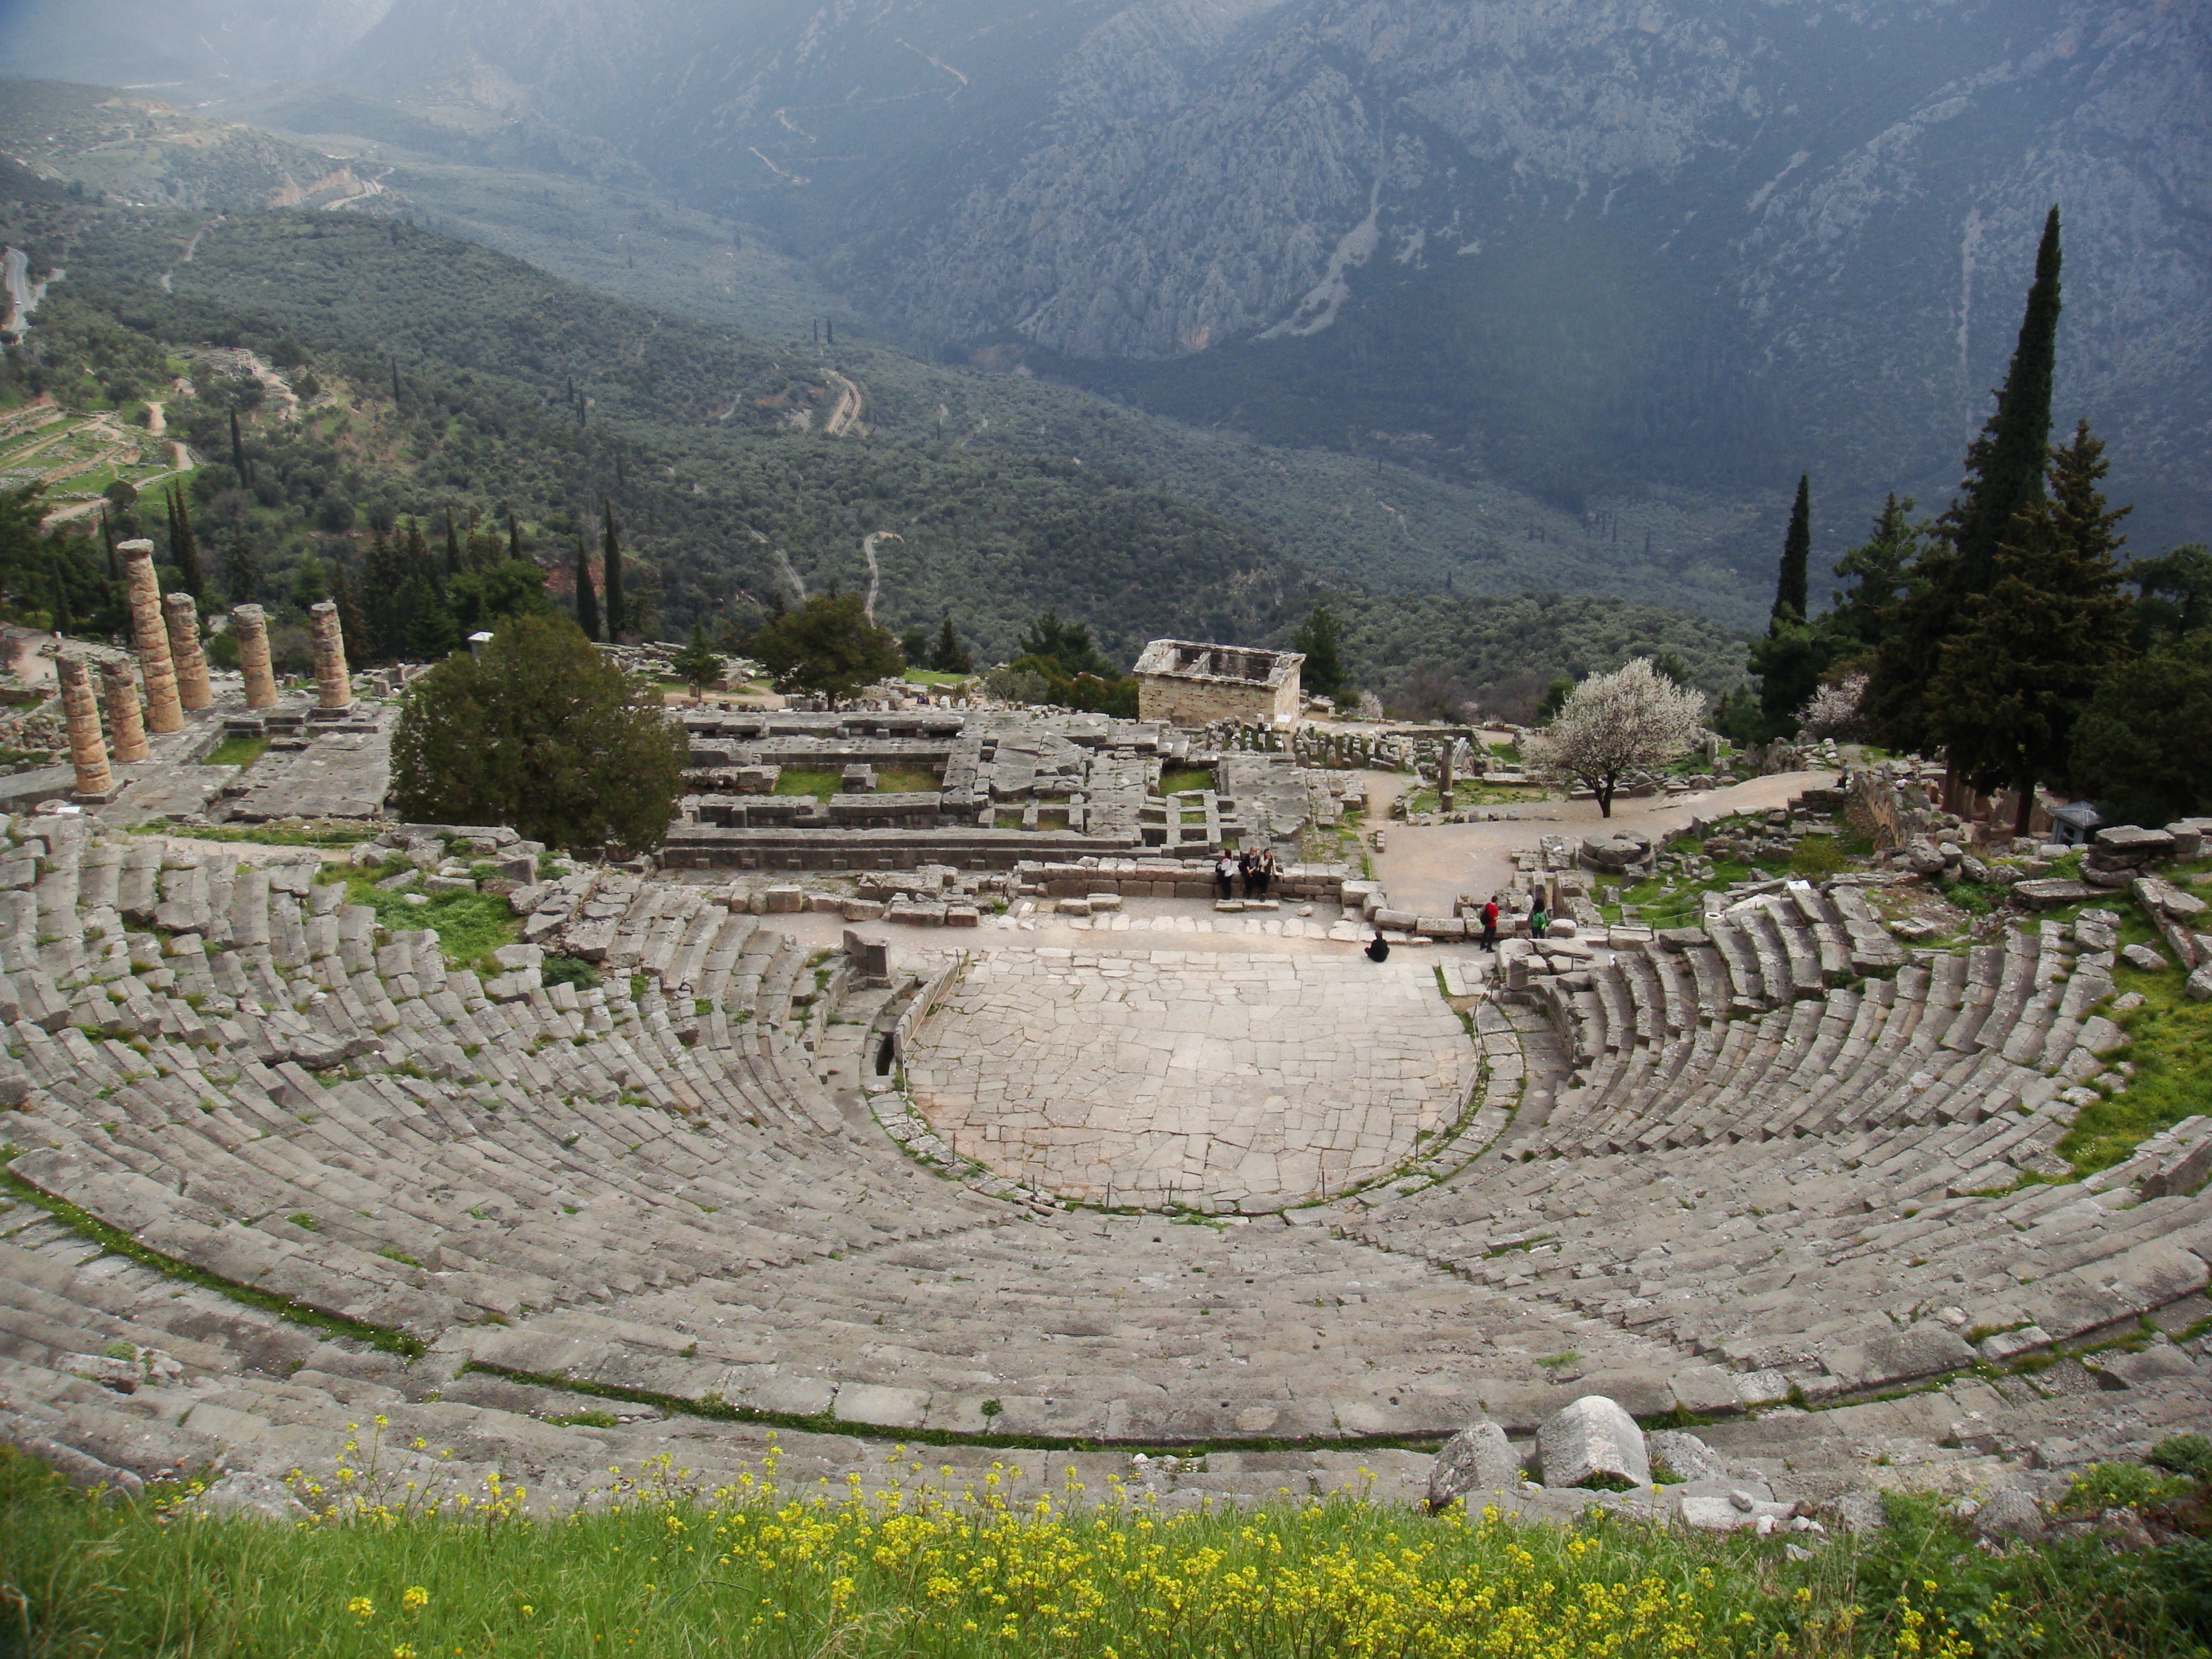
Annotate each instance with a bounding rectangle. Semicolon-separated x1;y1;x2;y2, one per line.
1774;474;1811;625
508;510;525;562
168;489;204;605
444;514;463;586
1752;475;1829;731
228;408;247;483
330;559;370;663
50;557;73;635
1827;494;1920;662
574;537;602;641
601;501;625;642
363;528;411;664
226;531;260;607
99;506;117;578
390;360;401;406
931;615;972;675
401;518;437;590
1928;421;2134;834
1866;208;2063;759
1952;207;2064;595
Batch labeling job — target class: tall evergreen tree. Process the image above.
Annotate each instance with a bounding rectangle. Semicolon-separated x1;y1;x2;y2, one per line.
50;556;73;635
930;615;973;675
330;559;370;664
225;531;260;608
401;518;437;591
228;408;248;483
166;489;204;605
1752;475;1830;731
362;528;411;664
1866;208;2062;758
444;515;464;585
601;501;625;642
1826;494;1920;663
1292;605;1346;702
508;510;525;563
1928;421;2134;834
574;536;602;642
1773;474;1811;625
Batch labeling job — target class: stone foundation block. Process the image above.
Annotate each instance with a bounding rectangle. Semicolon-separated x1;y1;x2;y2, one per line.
759;885;805;913
1538;1395;1649;1489
840;898;887;921
944;905;980;927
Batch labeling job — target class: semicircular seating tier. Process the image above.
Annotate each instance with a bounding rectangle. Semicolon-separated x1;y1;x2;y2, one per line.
3;817;2210;1507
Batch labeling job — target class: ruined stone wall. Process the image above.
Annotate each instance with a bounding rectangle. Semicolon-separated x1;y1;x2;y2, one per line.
1138;672;1299;730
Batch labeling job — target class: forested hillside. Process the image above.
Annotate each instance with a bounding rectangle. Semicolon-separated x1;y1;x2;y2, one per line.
0;174;1749;701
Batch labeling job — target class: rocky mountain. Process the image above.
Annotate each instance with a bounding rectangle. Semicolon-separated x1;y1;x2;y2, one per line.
302;0;2212;554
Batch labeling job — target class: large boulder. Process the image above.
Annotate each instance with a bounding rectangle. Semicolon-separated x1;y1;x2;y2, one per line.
1537;1395;1649;1489
1647;1429;1726;1485
1424;1419;1522;1513
1581;833;1652;873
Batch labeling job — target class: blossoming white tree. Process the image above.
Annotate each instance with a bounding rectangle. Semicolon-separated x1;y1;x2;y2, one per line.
1528;657;1708;817
1797;672;1869;740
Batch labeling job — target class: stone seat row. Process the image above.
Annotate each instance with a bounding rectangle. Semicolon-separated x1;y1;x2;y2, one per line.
2;1220;1426;1514
1349;1105;2212;1401
1525;916;2113;1159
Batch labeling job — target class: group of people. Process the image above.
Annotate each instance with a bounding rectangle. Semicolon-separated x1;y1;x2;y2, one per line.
1213;846;1281;901
1372;890;1552;963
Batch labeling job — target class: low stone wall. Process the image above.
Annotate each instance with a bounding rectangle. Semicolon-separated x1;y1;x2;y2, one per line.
889;955;964;1070
659;825;1139;871
1016;856;1350;903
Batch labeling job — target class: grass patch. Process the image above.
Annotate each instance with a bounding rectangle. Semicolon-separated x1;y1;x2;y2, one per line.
994;810;1026;830
3;1450;2203;1659
871;766;940;794
126;820;378;846
323;867;520;967
541;954;599;993
771;768;841;800
200;734;272;769
1158;766;1216;797
902;668;976;687
2057;958;2212;1175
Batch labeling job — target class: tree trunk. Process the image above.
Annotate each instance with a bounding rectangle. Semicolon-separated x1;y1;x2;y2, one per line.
1596;780;1614;817
2013;775;2036;838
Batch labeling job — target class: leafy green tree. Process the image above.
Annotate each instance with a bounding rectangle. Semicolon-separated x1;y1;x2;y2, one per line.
1292;605;1346;702
1536;675;1574;723
2127;545;2212;649
330;560;369;662
572;537;601;642
669;623;726;700
290;554;329;609
449;560;551;635
224;531;260;608
930;615;973;675
2070;632;2212;825
1928;422;2135;834
602;501;626;642
752;592;903;698
1867;209;2062;756
899;625;930;664
1016;609;1116;680
388;611;685;852
0;483;50;612
361;529;409;665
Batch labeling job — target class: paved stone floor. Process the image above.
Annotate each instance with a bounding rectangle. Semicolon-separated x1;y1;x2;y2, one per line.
905;948;1474;1211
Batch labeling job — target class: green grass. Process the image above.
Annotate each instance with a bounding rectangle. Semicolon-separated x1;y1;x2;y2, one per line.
126;821;379;847
199;734;271;770
902;668;976;686
872;766;941;794
2059;956;2212;1176
322;868;520;968
3;1451;2203;1659
1158;766;1216;797
771;769;842;800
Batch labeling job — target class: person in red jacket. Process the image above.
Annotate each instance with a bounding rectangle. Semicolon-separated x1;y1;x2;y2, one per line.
1480;896;1501;952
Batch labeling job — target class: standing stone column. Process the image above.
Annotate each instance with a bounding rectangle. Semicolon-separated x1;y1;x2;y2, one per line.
231;604;280;710
163;592;213;711
307;600;352;711
56;657;112;799
116;539;184;734
101;660;148;763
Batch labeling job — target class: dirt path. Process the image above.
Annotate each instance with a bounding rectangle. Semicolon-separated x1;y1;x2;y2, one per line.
774;548;809;602
1368;769;1829;916
820;369;866;437
860;531;901;621
145;400;165;436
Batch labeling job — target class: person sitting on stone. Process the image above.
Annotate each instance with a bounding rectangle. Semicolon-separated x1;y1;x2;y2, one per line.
1214;852;1236;901
1365;929;1390;963
1238;848;1258;897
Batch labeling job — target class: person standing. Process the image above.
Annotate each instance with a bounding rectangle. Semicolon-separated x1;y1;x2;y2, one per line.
1215;851;1235;901
1480;895;1500;952
1529;893;1550;940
